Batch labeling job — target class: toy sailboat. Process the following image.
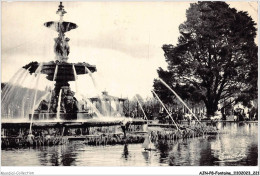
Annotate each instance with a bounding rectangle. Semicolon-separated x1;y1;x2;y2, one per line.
142;135;156;151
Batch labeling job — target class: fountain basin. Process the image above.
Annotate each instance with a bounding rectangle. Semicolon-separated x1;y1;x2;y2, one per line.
23;61;96;81
1;118;146;128
29;113;84;120
44;21;78;33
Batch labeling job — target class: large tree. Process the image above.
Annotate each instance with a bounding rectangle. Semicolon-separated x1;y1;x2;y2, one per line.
153;2;257;117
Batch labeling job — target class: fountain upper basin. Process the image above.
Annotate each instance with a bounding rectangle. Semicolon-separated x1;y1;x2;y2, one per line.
44;21;78;33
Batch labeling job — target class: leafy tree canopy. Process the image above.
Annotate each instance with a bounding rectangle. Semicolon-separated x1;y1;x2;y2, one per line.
153;1;257;116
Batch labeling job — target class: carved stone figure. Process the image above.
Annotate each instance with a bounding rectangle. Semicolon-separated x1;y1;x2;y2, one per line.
54;36;70;62
63;89;78;113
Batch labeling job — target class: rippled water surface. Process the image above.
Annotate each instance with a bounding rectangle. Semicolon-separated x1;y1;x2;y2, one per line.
1;122;258;166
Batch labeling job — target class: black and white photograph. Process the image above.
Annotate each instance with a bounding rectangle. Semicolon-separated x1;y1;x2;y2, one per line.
1;1;258;175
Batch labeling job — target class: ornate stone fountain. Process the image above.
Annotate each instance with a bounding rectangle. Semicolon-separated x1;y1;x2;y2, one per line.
23;2;96;120
1;2;148;149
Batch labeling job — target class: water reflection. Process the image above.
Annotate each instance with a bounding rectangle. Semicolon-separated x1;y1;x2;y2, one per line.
1;122;258;166
35;144;78;166
142;151;149;163
156;140;174;163
167;122;258;166
122;144;129;160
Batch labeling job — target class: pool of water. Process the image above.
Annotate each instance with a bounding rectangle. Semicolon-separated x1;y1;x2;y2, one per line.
1;122;258;166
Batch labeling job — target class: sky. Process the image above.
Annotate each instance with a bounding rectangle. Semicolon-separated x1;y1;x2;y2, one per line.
1;1;258;99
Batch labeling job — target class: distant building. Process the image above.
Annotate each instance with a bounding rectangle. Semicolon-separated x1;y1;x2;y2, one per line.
89;91;127;116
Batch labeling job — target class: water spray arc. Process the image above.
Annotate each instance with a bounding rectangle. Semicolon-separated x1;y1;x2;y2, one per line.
29;74;41;135
135;96;148;122
158;78;201;124
56;89;62;120
151;90;180;131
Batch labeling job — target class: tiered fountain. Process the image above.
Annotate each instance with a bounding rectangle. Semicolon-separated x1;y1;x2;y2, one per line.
23;2;96;120
2;2;147;148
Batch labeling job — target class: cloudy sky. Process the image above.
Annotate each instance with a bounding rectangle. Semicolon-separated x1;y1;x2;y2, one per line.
1;1;258;99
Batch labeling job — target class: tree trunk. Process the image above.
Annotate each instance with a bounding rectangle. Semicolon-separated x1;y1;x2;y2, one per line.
205;100;218;117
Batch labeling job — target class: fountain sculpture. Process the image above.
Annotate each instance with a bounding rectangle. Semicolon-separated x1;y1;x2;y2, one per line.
1;2;150;148
22;2;96;120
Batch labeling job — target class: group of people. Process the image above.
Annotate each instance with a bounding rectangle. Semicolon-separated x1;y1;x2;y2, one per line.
233;107;258;121
126;103;258;124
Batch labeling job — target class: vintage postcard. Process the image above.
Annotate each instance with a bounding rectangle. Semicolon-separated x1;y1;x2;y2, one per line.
1;1;258;175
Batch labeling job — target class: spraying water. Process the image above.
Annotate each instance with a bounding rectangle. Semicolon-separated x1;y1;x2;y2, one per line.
2;71;29;109
102;100;110;116
81;94;103;117
1;68;24;101
111;100;122;116
85;66;98;88
53;64;58;81
47;64;58;114
56;89;62;120
29;74;41;135
47;90;53;113
85;66;113;117
135;96;148;121
20;74;39;119
1;69;26;101
33;91;52;113
22;91;51;120
2;69;28;104
158;78;200;123
72;64;78;93
35;63;43;74
2;63;47;119
151;90;179;131
100;95;112;116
